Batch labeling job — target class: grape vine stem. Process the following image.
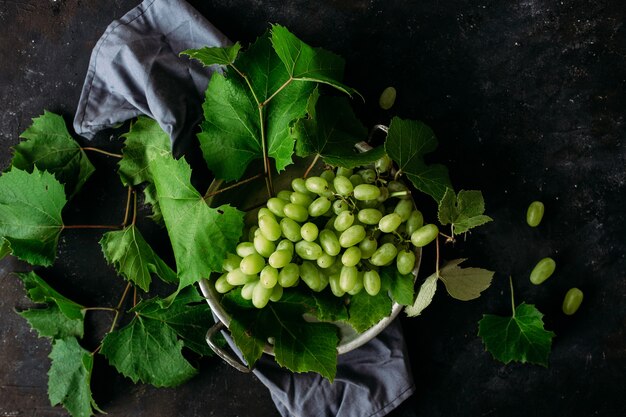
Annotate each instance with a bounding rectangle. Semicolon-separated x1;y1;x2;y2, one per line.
204;173;265;200
509;276;516;317
303;154;321;178
82;147;122;159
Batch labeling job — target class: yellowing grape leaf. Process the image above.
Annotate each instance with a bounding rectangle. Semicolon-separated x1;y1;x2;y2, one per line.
478;303;555;367
384;117;452;202
12;111;95;198
405;273;438;317
438;258;494;301
100;225;177;292
0;168;66;266
48;337;103;417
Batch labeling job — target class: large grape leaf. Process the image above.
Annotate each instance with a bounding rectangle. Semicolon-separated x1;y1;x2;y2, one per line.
150;153;244;289
0;168;66;266
100;314;197;387
293;91;385;168
347;289;393;333
438;188;493;235
181;43;242;66
380;265;415;306
384;117;452;202
48;337;102;417
100;224;177;292
12;111;95;198
131;286;214;356
223;289;340;381
118;116;172;187
478;303;555;367
270;24;356;97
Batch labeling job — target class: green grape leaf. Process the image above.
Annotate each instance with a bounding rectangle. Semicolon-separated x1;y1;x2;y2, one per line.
0;168;66;266
118;116;172;187
380;265;415;306
270;24;357;97
0;238;10;260
293;92;385;168
181;42;242;66
48;337;102;417
150;154;245;289
17;271;85;322
101;314;197;387
12;111;95;198
438;258;494;301
310;292;349;322
100;225;177;292
223;290;339;381
198;33;313;180
18;305;83;339
438;188;493;235
132;286;214;356
405;272;438;317
143;183;163;225
347;288;393;333
384;117;452;202
478;303;556;367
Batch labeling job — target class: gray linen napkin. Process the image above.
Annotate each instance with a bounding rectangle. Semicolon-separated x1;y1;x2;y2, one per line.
73;0;416;415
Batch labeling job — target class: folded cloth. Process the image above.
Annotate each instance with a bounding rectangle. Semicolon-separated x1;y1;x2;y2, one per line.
74;0;416;415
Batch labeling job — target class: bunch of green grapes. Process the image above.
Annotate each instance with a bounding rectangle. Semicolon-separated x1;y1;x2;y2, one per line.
214;156;439;309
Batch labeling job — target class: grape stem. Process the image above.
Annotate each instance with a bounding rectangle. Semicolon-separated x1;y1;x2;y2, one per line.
81;147;122;158
435;234;440;278
509;276;516;317
303;154;321;178
390;191;410;198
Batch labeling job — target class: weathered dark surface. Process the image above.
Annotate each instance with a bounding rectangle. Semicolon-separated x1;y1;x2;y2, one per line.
1;0;624;416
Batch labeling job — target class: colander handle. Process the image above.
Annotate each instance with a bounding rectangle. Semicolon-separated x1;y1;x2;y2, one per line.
206;321;252;373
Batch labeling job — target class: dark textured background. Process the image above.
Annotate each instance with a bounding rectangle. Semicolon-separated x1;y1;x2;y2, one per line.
1;0;625;416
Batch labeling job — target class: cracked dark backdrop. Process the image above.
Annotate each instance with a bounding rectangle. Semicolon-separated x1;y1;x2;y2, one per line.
1;0;624;416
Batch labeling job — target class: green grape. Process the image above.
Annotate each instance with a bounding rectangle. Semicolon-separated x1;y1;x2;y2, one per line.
319;229;341;256
349;174;364;186
320;169;335;182
252;283;273;308
257;207;276;220
253;227;263;237
283;203;309;222
326;260;343;276
269;249;292;268
308;197;331;217
526;201;545;227
214;273;234;294
339;225;366;247
290;192;314;207
267;197;287;217
329;274;345;297
334;211;355;232
359;168;376;183
396;250;416;275
341;246;362;267
270;284;284;302
363;270;381;296
376;186;389;203
339;265;358;292
333;175;354;196
379;233;396;245
305;176;329;194
259;215;281;241
358;199;379;209
240;253;266;275
280;218;302;242
276;239;294;255
379;213;403;233
333;199;349;215
291;178;312;195
278;263;299;287
370;243;398;266
357;208;383;225
324;215;337;230
253;234;276;257
317;252;336;269
359;236;378;259
387;180;409;194
236;242;257;258
300;222;319;242
259;265;279;288
336;167;353;177
530;257;556;285
318;184;336;199
375;154;392;173
277;190;292;201
241;281;257;300
318;269;330;291
295;240;323;260
222;253;243;272
347;271;364;295
353;184;381;201
410;224;439;247
378;86;397;110
562;288;583;315
300;261;322;291
406;210;424;235
226;268;257;286
394;199;414;222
